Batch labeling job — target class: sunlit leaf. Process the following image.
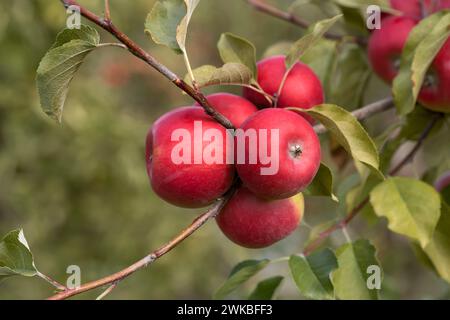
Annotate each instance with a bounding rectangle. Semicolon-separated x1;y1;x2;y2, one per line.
286;15;342;68
370;177;441;248
304;163;338;201
331;240;381;300
184;63;253;88
217;33;257;77
292;104;382;177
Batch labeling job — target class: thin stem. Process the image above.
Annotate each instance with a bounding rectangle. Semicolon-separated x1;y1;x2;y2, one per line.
303;198;368;256
104;0;111;22
37;271;67;291
274;67;292;107
47;189;234;300
243;84;274;105
96;282;118;300
183;51;197;89
271;256;290;264
245;0;367;46
389;113;442;175
341;226;352;243
59;0;234;129
97;43;127;49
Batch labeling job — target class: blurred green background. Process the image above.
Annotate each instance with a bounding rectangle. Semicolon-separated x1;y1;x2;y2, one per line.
0;0;448;299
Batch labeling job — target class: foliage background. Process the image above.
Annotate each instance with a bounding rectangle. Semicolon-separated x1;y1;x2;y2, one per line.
0;0;448;299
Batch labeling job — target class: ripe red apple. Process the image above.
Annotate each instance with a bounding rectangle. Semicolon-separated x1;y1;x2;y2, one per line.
194;93;258;127
146;106;235;208
242;55;324;113
417;37;450;113
368;15;418;83
216;187;304;248
390;0;450;19
235;108;321;200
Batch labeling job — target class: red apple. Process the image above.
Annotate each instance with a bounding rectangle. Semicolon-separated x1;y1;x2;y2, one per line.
418;37;450;113
242;55;324;114
235;108;321;200
368;15;418;83
146;106;235;208
216;187;304;248
194;93;258;127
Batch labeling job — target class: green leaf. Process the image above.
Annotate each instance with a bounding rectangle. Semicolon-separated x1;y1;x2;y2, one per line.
184;63;253;88
285;15;342;69
304;163;338;201
331;240;381;300
36;25;100;122
176;0;200;52
297;104;381;176
423;202;450;283
289;249;338;300
328;44;370;109
248;276;283;300
214;259;270;300
393;11;450;115
51;25;99;49
145;0;186;53
370;177;441;248
217;33;257;78
301;39;337;91
0;229;37;282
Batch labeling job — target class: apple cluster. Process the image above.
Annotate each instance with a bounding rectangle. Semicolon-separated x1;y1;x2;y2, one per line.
146;56;323;248
369;0;450;113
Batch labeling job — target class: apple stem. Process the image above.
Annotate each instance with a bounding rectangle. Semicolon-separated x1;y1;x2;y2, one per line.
290;144;303;158
274;66;293;107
